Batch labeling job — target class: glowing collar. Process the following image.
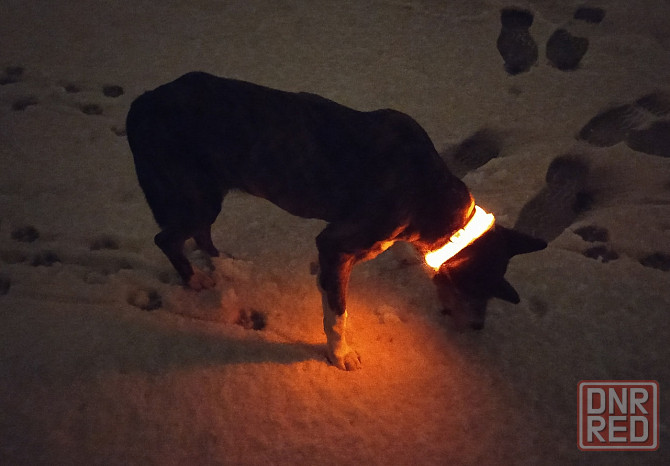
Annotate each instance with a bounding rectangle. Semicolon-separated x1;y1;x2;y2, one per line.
424;205;495;270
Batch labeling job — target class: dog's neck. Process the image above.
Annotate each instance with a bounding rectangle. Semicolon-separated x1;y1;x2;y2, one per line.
424;203;495;270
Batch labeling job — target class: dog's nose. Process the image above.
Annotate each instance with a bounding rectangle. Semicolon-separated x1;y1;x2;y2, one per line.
471;322;485;330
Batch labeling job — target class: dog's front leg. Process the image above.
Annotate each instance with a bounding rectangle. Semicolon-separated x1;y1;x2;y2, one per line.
316;226;362;371
317;265;361;371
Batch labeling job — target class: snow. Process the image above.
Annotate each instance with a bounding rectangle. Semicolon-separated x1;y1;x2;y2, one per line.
1;0;669;464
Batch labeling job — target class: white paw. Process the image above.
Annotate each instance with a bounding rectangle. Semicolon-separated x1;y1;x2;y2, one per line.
328;348;362;371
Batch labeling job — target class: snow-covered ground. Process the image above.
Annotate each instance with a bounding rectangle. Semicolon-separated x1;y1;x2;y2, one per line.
1;1;669;464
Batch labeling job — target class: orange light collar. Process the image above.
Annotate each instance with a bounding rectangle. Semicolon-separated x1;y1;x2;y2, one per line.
424;205;495;270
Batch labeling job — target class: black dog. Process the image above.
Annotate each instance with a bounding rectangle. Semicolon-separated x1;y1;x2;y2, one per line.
126;72;546;370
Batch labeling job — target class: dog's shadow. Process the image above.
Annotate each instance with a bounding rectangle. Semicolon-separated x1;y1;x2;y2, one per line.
123;319;324;375
123;324;324;374
42;308;324;383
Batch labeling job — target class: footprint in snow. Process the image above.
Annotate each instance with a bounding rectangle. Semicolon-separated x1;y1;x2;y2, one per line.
80;103;103;115
102;85;124;98
0;66;25;85
127;287;163;311
578;91;670;158
11;96;39;111
11;225;40;243
235;308;267;331
639;252;670;272
497;8;538;75
626;121;670;158
573;225;609;243
578;104;648;147
441;129;502;178
582;245;619;263
573;7;606;24
90;235;120;251
546;6;604;71
546;29;589;71
514;154;592;242
30;251;61;267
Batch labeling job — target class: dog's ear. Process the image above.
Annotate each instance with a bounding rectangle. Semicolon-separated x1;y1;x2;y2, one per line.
492;278;521;304
499;226;547;256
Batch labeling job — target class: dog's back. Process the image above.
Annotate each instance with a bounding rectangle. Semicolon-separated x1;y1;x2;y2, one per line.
127;72;465;237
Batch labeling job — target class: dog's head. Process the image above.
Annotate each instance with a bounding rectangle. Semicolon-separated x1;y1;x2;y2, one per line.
432;225;546;330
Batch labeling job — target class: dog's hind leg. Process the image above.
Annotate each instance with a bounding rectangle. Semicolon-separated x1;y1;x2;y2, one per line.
158;181;223;290
155;228;215;290
193;225;220;257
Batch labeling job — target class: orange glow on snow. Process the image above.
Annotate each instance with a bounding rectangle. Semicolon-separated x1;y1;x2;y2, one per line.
424;205;495;270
